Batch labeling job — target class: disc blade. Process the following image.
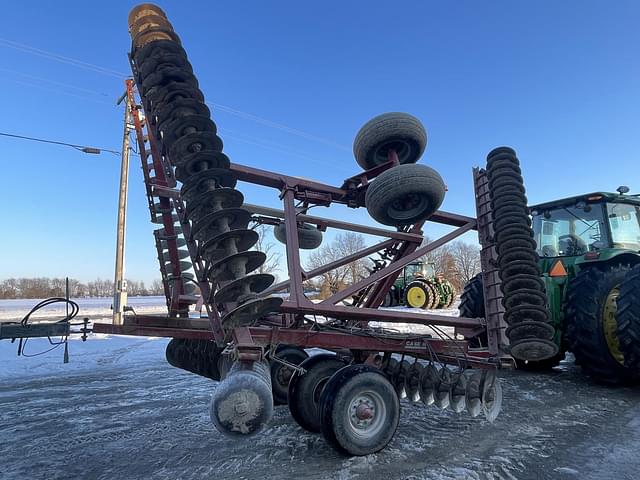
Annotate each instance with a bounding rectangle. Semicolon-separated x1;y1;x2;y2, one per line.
221;297;283;330
434;367;452;409
465;370;486;418
419;363;439;406
448;372;467;413
404;362;423;403
481;371;503;423
213;273;274;305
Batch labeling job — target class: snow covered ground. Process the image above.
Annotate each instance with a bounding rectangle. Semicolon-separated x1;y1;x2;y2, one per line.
1;299;639;479
0;296;168;323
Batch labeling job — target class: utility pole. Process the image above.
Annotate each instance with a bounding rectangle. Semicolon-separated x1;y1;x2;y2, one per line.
113;79;134;325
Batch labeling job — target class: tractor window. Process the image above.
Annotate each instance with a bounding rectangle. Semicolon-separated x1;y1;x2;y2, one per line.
607;203;640;250
405;264;422;278
532;205;607;257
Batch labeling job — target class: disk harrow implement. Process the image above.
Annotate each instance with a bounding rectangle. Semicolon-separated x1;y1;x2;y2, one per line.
92;3;507;456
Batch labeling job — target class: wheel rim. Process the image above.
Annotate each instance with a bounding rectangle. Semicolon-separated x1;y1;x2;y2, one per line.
275;364;294;389
375;140;410;164
603;286;625;365
346;390;387;440
387;193;428;221
406;286;426;307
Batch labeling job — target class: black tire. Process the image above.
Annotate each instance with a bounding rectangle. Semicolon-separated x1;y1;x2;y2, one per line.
444;281;457;308
365;164;445;227
270;345;309;405
381;292;393;307
353;112;427;170
566;265;639;384
273;222;323;250
319;364;400;456
288;354;347;433
389;285;400;306
459;274;485;319
458;274;488;348
617;264;640;368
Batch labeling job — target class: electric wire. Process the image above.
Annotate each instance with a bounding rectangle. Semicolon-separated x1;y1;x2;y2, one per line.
0;132;121;155
0;37;349;152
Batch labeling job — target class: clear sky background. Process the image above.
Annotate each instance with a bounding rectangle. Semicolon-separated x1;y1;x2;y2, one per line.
1;1;639;284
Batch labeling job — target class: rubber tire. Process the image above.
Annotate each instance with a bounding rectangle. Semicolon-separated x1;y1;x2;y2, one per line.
319;364;400;456
288;354;347;433
353;112;427;170
459;274;485;319
365;163;445;227
616;264;640;367
424;280;441;309
443;281;457;308
458;274;488;347
566;264;639;384
404;281;430;308
270;346;309;406
273;222;323;250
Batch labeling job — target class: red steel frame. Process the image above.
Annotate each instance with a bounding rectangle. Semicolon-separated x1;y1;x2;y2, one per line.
94;78;499;368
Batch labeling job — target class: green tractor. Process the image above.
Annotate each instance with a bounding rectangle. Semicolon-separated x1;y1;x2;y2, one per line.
382;261;456;309
460;187;640;383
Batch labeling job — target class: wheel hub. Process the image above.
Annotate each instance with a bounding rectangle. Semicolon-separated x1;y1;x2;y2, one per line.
603;286;625;365
407;286;425;307
351;396;376;427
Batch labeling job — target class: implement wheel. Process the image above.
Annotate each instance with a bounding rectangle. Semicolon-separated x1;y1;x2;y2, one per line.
353;112;427;170
273;222;323;250
288;354;347;433
566;264;639;384
365;164;445;227
319;364;400;456
270;345;309;405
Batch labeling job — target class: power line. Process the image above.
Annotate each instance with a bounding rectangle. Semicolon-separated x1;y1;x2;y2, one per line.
211;103;351;152
0;67;112;97
2;77;115;106
0;37;349;151
0;132;121;155
0;37;128;79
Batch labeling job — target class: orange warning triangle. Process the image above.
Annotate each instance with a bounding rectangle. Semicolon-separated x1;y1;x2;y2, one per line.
549;260;567;277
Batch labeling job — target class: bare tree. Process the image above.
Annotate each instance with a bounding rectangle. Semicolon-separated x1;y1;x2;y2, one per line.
417;237;480;289
253;224;283;279
306;232;371;298
451;241;481;286
150;279;164;295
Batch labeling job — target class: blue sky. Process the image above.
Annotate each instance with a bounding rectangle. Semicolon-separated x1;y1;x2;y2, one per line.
1;1;639;284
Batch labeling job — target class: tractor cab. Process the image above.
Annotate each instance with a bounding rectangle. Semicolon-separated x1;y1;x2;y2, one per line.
404;261;436;281
531;189;640;261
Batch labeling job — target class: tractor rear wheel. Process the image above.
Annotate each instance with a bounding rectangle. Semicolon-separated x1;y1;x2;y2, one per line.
459;274;485;319
566;264;639;384
404;281;430;308
616;264;640;368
